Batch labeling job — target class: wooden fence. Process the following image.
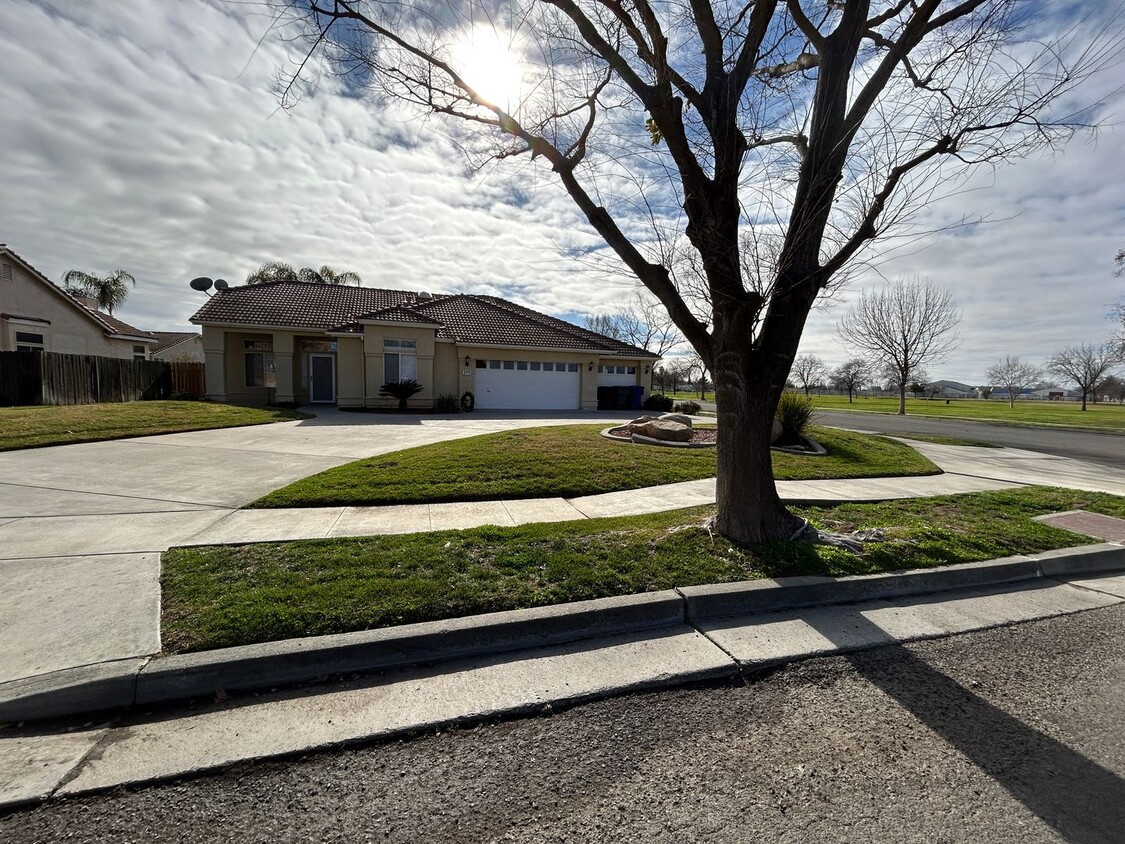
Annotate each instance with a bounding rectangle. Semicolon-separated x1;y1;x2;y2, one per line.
0;351;206;407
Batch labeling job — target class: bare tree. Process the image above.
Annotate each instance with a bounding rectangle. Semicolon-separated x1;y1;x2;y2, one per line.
831;358;871;403
987;356;1043;408
280;1;1111;543
1048;343;1121;411
1100;374;1125;403
838;278;960;415
584;292;682;357
791;354;827;397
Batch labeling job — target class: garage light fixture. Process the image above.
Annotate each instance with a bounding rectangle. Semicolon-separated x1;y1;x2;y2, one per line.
465;355;470;367
644;365;650;374
588;361;594;371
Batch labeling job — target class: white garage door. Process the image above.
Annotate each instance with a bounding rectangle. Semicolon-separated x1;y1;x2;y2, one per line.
475;360;581;410
598;363;637;387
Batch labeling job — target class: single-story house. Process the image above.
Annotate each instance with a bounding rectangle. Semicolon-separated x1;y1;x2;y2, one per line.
189;281;659;410
0;243;156;359
148;331;205;362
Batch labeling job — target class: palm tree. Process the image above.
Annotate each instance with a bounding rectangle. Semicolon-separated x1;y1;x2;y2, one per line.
246;261;362;285
62;269;136;315
299;265;362;285
245;261;299;285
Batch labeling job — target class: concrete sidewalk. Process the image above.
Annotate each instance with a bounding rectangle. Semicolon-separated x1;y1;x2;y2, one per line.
3;561;1124;809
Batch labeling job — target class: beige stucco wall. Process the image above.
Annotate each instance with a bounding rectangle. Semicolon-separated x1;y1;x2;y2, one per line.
198;322;656;410
151;336;205;362
0;260;145;359
362;324;437;409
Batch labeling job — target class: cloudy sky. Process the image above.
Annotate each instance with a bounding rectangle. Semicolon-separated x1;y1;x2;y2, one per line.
1;0;1122;385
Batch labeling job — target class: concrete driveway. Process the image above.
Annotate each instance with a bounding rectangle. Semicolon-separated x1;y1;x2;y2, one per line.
0;408;630;683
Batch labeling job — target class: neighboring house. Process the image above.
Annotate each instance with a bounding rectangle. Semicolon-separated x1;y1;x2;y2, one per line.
985;387;1037;402
0;244;155;360
926;380;976;399
189;281;659;410
148;331;205;362
1032;387;1081;401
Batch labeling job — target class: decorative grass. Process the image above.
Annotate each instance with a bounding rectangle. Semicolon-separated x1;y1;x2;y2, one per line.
0;401;308;450
161;486;1125;653
250;424;939;508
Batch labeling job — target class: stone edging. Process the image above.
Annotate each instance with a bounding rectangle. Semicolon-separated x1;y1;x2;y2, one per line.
3;543;1122;724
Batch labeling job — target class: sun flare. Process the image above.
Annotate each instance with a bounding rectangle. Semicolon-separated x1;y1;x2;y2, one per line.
453;26;525;110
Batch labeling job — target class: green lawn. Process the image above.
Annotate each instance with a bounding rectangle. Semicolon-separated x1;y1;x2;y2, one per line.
810;394;1125;430
0;401;308;450
250;424;939;508
161;486;1124;653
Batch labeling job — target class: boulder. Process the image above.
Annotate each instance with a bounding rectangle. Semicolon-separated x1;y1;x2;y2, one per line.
630;420;694;442
658;413;694;427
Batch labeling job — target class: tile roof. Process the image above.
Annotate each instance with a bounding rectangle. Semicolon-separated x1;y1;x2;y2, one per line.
190;282;659;358
148;331;201;354
0;243;155;341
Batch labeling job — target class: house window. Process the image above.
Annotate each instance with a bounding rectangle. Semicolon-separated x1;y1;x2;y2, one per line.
489;360;501;369
244;339;276;388
476;359;487;368
133;344;147;362
542;362;553;371
503;360;515;370
627;366;636;375
15;331;44;352
567;363;579;372
383;338;417;383
597;365;606;373
530;362;541;371
516;361;528;370
299;339;337;352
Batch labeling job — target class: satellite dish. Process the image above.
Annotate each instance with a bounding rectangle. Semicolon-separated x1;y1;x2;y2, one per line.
189;277;213;292
214;279;229;290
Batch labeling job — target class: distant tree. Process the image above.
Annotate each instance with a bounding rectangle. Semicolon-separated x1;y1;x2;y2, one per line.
909;381;927;400
1099;374;1125;403
247;261;362;285
839;279;960;415
683;354;710;400
62;269;136;315
987;356;1044;408
790;355;827;397
584;292;682;357
1047;343;1121;411
830;359;870;403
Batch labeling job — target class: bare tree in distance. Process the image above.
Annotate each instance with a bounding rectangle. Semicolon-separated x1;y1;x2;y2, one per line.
790;354;828;397
838;278;960;415
987;356;1043;408
584;292;683;357
831;358;871;403
279;1;1116;544
1048;343;1122;411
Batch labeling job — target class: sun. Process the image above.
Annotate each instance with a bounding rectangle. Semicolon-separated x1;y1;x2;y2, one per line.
453;25;525;111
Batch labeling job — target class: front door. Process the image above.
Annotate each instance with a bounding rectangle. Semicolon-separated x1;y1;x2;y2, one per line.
309;354;336;403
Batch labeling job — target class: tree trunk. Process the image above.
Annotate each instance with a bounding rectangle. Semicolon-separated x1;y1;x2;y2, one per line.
898;383;907;415
713;367;804;544
1081;390;1088;411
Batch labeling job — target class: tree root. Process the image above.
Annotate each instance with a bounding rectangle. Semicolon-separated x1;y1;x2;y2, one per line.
790;519;885;553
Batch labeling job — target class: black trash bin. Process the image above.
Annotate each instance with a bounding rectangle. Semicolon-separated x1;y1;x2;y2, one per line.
628;385;644;410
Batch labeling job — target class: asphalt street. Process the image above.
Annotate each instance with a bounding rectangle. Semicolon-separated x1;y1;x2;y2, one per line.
814;409;1125;468
4;604;1123;843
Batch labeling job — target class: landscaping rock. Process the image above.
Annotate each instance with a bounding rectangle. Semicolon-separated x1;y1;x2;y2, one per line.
658;413;694;427
630;420;694;442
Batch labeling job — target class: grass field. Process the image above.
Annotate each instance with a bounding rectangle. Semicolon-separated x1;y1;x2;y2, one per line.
809;394;1125;430
250;424;938;508
162;486;1122;653
0;401;308;450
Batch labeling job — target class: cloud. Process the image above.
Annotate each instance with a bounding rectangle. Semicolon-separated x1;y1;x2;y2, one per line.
0;0;1121;390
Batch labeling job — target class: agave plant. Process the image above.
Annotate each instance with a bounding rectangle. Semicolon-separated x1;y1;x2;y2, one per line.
379;379;423;411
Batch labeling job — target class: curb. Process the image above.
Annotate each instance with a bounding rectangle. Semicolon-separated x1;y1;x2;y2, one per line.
3;543;1123;725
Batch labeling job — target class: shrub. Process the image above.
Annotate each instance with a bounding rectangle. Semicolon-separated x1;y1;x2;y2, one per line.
379;379;424;411
775;390;816;443
642;393;674;412
433;393;461;413
673;400;701;415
